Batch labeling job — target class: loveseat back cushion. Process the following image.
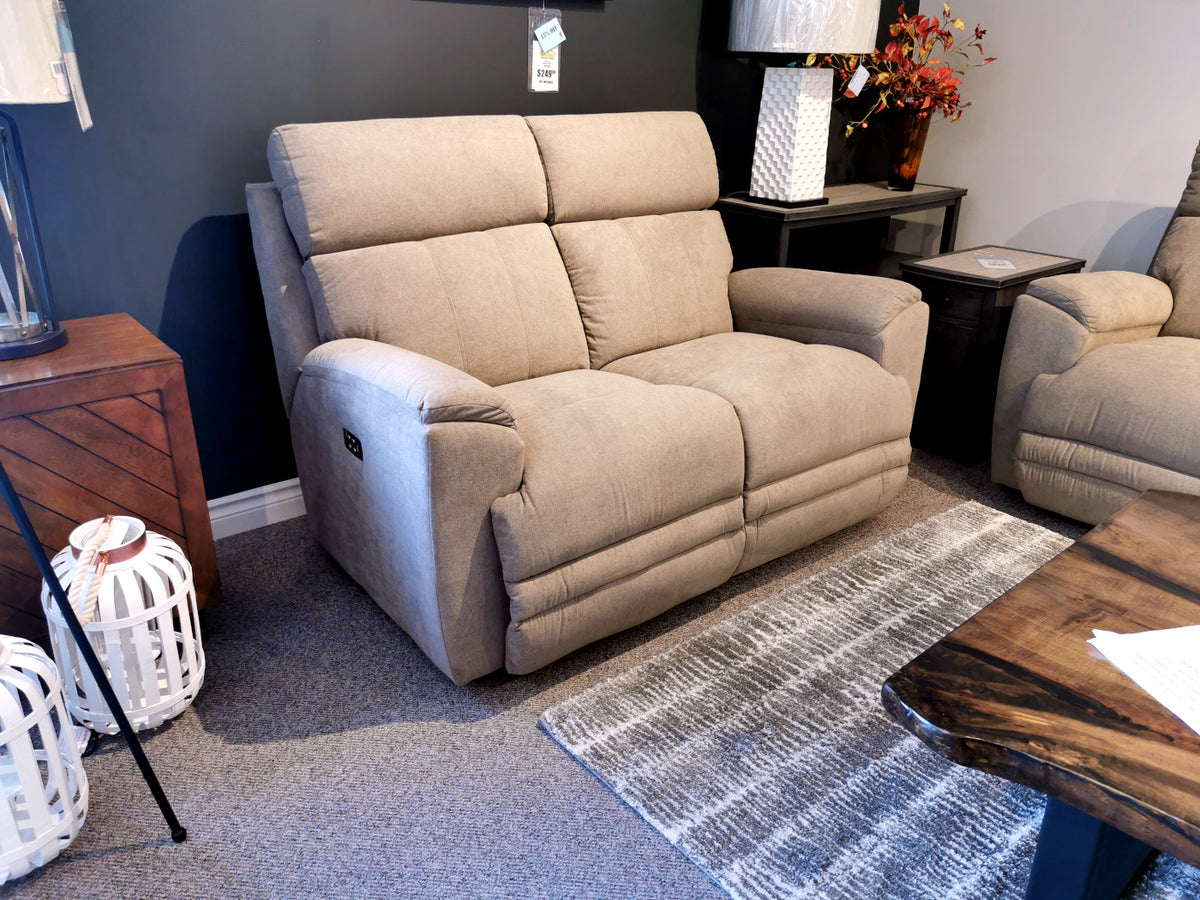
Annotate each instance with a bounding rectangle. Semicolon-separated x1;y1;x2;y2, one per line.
268;116;548;258
552;211;734;368
525;112;719;224
304;223;589;386
1151;216;1200;338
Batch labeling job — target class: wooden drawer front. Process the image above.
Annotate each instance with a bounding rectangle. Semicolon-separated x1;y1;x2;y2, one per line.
923;284;986;324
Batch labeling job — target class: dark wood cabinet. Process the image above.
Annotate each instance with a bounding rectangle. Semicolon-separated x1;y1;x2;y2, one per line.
0;314;221;646
900;246;1085;462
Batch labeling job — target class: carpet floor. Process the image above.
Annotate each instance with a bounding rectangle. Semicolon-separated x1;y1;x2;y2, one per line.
1;451;1195;899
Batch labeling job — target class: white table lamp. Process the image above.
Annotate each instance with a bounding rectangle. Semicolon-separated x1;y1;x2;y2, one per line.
730;0;879;205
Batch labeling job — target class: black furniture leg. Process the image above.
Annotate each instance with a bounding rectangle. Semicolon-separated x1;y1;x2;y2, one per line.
940;198;962;252
0;459;187;843
774;222;790;267
1025;797;1155;900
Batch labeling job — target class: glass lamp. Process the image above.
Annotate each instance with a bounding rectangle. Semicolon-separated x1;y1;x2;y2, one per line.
0;0;91;360
0;113;64;359
729;0;879;205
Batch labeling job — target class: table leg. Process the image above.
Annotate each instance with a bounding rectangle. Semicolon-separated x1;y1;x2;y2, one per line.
939;198;962;253
1024;797;1156;900
774;222;790;267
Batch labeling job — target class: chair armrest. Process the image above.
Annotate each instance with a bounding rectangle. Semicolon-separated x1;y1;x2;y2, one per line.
728;267;928;405
292;339;524;684
991;272;1172;488
1025;271;1173;333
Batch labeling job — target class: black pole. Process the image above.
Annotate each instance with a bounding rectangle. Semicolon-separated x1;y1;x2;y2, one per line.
0;460;186;843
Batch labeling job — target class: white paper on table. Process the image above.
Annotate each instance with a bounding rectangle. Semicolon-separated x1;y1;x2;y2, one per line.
1089;625;1200;737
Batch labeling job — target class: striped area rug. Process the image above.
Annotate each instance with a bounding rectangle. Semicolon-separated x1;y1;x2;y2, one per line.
540;502;1200;900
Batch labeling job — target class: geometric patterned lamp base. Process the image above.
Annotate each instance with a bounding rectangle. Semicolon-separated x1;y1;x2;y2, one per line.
749;67;834;205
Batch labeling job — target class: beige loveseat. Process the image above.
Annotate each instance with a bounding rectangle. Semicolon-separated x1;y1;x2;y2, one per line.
246;111;928;684
992;140;1200;523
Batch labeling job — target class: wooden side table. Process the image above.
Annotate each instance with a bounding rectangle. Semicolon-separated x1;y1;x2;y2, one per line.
0;314;221;646
716;182;967;272
901;246;1086;463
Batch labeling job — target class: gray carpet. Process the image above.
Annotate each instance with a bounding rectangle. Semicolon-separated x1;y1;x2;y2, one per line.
1;453;1196;898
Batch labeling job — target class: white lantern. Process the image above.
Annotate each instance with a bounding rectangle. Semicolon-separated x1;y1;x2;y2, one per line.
0;636;88;882
41;516;205;734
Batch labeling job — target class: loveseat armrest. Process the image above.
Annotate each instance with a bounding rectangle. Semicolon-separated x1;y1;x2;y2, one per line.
301;338;517;426
991;271;1173;487
729;267;928;405
292;339;525;684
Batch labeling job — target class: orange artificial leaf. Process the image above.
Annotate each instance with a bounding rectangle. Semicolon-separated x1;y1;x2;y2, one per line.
952;18;964;29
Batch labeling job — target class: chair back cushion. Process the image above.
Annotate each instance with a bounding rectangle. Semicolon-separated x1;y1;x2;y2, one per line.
525;111;719;224
1152;216;1200;338
304;223;588;386
1176;139;1200;218
268;116;548;257
1152;140;1200;338
553;211;734;368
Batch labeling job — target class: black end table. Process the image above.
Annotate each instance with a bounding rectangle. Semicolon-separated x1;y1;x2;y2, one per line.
716;182;967;273
901;245;1085;463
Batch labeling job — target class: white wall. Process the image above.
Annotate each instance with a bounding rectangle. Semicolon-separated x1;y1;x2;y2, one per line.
912;0;1200;272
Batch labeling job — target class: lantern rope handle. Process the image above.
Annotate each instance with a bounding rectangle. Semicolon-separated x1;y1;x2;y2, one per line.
68;515;114;626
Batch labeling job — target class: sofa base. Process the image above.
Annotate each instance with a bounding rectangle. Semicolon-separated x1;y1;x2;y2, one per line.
1016;432;1200;525
506;528;745;675
740;464;909;573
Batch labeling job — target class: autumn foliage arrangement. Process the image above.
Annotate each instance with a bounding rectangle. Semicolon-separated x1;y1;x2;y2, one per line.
824;3;995;138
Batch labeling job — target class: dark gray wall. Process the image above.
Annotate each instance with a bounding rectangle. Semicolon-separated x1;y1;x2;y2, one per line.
10;0;895;500
8;0;704;498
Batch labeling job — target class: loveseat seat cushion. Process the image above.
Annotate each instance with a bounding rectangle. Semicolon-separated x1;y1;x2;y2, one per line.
604;332;913;494
304;223;589;386
525;111;719;224
1016;338;1200;506
490;369;746;671
604;332;913;568
267;116;548;257
552;211;734;367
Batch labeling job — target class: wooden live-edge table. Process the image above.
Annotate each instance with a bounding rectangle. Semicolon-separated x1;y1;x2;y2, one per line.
716;182;967;270
0;313;222;646
884;490;1200;900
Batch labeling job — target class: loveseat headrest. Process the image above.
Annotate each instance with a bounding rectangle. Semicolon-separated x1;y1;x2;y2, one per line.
524;111;719;224
267;115;548;258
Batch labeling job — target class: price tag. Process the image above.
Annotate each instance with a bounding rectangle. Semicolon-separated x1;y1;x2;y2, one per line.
974;251;1018;270
534;16;565;53
529;8;562;93
846;65;869;98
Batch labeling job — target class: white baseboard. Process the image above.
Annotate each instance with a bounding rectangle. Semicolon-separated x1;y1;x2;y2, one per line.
208;478;306;540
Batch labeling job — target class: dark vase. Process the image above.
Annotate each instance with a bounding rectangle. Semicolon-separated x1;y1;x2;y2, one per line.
887;109;933;191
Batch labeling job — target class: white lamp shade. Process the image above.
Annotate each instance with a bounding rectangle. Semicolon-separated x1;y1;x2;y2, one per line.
0;0;71;104
730;0;880;54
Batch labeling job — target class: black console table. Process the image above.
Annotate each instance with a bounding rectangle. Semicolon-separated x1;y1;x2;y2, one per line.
716;182;967;272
